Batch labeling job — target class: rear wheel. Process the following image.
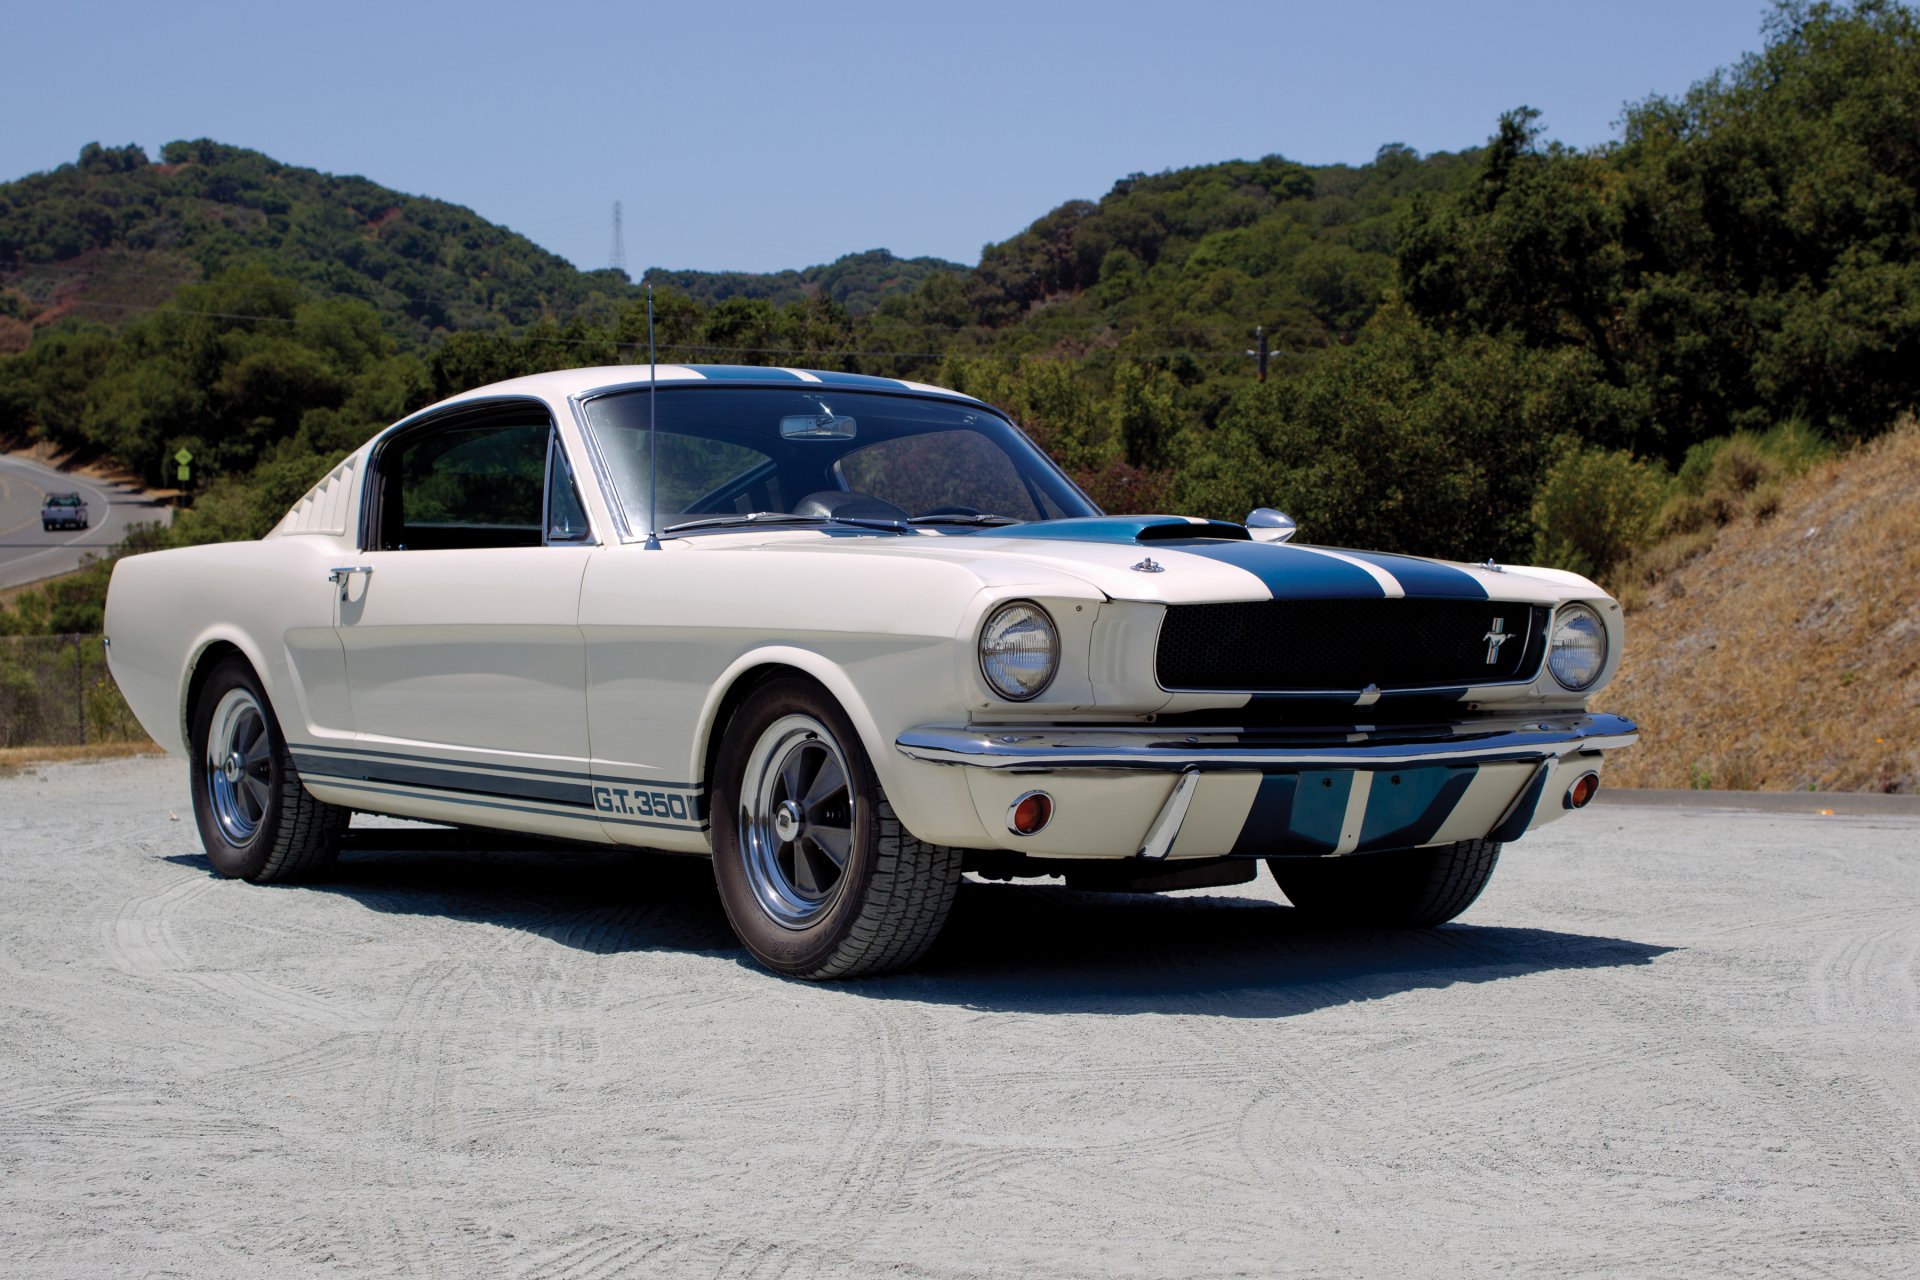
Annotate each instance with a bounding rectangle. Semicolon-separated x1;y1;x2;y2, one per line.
1268;839;1500;927
188;655;346;883
711;677;963;979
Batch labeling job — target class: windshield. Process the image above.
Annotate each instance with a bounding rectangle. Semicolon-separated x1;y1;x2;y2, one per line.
578;384;1098;536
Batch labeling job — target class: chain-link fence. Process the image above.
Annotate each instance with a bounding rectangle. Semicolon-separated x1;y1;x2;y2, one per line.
0;635;149;748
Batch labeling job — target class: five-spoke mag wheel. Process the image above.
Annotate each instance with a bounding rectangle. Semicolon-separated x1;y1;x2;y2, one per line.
739;714;857;928
712;676;963;979
188;654;345;883
205;687;274;846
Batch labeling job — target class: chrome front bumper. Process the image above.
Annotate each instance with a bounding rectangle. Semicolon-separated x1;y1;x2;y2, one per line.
895;712;1637;860
895;712;1640;772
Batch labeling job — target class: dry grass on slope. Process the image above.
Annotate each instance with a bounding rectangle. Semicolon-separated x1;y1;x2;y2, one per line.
1597;419;1920;793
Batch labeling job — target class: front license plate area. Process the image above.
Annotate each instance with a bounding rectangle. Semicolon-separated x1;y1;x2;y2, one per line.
1231;765;1482;857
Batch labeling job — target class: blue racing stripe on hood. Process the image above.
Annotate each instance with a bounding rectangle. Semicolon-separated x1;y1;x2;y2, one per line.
990;516;1243;543
1168;540;1389;599
984;518;1390;599
1328;549;1488;599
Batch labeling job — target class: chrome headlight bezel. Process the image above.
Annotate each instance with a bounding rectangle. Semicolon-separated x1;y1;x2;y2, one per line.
978;600;1060;702
1547;602;1609;692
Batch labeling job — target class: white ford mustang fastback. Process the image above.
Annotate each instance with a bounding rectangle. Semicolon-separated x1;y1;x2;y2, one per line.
105;364;1638;978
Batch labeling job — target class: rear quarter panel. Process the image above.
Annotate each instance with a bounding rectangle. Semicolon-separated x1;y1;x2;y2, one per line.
104;537;351;756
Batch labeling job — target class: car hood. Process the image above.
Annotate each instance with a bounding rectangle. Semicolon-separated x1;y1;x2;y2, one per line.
716;515;1597;606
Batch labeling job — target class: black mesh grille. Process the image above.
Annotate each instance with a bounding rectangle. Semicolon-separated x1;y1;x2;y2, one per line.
1156;600;1549;692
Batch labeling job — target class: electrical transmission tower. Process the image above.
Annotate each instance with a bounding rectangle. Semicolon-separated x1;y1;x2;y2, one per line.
609;201;627;276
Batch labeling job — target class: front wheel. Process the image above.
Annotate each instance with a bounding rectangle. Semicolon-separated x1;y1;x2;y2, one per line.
711;677;963;979
1268;838;1501;927
188;655;346;883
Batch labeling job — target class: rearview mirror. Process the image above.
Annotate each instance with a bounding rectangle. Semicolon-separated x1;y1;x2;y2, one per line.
1246;508;1297;543
780;414;857;441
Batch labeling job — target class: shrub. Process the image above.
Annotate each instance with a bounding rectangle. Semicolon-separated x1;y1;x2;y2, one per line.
1530;440;1670;583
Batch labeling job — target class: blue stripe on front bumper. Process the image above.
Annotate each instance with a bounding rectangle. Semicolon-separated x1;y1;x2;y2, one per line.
1360;765;1479;848
1230;764;1482;856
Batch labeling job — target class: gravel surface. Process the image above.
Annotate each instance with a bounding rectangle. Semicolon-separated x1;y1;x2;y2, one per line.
3;756;1916;1278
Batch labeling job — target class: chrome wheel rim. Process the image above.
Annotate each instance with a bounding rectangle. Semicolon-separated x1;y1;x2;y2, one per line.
739;714;856;929
206;688;272;846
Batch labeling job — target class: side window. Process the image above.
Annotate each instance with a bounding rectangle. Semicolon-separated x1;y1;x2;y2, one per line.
546;442;592;543
375;414;550;550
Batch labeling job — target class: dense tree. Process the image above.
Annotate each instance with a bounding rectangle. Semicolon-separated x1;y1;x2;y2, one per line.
3;0;1917;636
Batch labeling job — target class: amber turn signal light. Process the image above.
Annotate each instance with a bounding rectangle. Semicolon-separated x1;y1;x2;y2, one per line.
1564;771;1600;810
1007;791;1054;836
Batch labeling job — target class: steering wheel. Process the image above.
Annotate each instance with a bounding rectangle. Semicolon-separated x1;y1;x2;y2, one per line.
916;505;982;518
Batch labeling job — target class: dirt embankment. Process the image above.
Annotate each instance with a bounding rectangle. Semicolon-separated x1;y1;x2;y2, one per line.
1600;420;1920;793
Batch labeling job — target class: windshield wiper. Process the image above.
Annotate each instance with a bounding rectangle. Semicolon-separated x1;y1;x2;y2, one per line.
905;513;1024;527
662;512;910;535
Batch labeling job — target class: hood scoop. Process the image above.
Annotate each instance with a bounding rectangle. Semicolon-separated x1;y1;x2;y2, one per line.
995;516;1251;545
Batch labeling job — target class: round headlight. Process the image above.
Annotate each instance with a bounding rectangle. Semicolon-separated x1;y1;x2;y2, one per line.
1547;603;1608;691
979;601;1058;701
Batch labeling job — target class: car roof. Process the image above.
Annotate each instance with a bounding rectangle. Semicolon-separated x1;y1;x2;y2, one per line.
433;364;985;409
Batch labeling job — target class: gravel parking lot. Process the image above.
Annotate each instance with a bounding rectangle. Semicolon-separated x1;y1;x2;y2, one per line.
2;756;1916;1278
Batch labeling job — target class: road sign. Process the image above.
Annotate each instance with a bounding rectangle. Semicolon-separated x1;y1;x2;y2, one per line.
173;447;192;485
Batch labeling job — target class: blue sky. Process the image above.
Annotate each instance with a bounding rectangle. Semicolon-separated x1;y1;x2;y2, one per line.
11;0;1776;275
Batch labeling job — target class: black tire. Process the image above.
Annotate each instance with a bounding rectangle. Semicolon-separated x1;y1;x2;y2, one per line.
188;654;346;883
1268;838;1501;927
711;676;963;979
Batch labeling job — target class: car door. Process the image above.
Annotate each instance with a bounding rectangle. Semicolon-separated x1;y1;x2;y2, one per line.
328;402;598;825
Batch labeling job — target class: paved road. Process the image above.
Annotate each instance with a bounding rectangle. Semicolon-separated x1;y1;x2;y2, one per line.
2;756;1915;1278
0;453;174;591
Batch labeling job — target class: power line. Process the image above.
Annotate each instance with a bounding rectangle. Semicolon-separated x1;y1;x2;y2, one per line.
43;297;1267;365
8;258;1328;343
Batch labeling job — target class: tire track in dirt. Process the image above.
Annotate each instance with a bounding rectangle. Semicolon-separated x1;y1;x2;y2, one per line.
339;869;687;1278
1810;917;1920;1032
732;1000;936;1280
103;872;373;1031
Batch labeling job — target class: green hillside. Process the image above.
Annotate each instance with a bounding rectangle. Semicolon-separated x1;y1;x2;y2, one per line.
0;140;635;346
3;0;1917;642
644;249;966;314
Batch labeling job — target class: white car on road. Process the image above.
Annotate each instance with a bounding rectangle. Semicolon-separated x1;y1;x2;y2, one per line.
104;365;1637;978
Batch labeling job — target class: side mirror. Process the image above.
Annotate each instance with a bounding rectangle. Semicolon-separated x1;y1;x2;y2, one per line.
1245;507;1297;543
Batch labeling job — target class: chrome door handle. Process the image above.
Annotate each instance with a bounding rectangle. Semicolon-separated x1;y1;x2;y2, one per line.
327;565;374;584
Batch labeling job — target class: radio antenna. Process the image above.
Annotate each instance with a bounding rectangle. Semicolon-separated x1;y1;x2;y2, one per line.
643;284;661;550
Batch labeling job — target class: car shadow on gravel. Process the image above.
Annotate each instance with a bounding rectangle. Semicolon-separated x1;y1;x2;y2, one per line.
891;882;1676;1017
165;834;1676;1017
165;835;742;960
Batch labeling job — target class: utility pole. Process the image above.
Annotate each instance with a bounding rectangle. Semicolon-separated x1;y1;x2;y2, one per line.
609;201;627;277
1245;325;1271;382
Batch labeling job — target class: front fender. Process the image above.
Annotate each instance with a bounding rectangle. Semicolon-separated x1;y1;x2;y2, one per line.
691;645;990;850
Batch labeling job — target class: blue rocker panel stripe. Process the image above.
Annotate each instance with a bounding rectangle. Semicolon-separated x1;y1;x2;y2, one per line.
292;747;710;823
